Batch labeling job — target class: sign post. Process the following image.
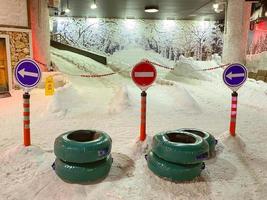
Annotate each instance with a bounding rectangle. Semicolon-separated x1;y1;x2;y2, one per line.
131;61;157;141
15;59;42;146
223;63;247;136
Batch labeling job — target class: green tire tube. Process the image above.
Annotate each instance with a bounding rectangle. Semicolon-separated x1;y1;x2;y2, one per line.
147;151;204;181
177;128;217;154
54;156;113;183
54;130;112;163
152;130;209;164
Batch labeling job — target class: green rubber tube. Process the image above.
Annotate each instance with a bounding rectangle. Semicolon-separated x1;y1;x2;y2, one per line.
54;130;112;163
177;128;217;154
152;130;209;164
54;156;113;183
147;151;204;181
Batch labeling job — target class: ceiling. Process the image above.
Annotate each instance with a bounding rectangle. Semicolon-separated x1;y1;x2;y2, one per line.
51;0;225;21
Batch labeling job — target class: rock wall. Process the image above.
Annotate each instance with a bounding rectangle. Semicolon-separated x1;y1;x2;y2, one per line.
0;31;31;69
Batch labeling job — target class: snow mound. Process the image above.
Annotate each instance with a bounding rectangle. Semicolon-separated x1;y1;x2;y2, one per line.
211;53;222;65
47;83;89;117
108;86;131;114
38;72;67;89
131;135;153;159
108;48;174;79
165;56;222;81
246;51;267;72
220;133;246;153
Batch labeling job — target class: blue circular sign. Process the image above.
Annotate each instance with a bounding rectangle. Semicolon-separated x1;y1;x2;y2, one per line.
223;63;247;90
15;59;42;89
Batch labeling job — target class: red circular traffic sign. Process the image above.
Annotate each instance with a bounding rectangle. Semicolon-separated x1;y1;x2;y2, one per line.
131;61;157;90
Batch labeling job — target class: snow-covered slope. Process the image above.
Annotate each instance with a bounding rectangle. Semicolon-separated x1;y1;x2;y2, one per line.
108;48;175;79
0;48;267;200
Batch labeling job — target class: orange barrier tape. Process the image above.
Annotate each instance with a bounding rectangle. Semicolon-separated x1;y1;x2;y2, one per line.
146;60;175;70
198;63;230;71
80;72;116;78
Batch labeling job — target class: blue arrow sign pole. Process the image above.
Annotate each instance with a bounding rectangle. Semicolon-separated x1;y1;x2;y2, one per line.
14;59;42;147
223;63;248;91
15;59;42;90
223;63;247;137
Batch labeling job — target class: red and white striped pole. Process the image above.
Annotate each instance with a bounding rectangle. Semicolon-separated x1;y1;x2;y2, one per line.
230;91;238;136
140;91;147;141
23;92;31;146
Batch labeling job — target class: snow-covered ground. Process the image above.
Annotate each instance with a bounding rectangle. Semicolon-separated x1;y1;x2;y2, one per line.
1;48;267;200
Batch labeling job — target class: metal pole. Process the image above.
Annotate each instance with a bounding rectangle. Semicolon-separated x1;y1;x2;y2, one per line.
230;91;238;136
140;91;147;141
23;92;31;146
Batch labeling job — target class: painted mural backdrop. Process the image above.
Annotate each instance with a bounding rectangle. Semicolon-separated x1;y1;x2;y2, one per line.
247;21;267;55
50;17;224;61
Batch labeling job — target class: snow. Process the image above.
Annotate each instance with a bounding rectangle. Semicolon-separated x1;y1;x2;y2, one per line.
166;56;223;81
1;48;267;200
108;48;175;79
246;51;267;72
38;72;66;89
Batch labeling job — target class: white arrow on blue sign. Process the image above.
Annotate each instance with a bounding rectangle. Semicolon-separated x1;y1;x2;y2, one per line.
15;59;42;89
223;63;247;91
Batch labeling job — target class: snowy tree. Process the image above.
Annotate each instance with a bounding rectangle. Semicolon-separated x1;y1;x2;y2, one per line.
50;17;224;60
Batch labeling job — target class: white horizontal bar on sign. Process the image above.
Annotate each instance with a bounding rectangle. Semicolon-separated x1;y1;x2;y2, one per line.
134;72;154;77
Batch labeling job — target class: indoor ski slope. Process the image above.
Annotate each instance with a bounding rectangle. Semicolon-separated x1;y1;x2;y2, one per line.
0;48;267;200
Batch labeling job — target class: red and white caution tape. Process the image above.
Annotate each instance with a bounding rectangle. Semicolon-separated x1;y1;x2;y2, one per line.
53;51;231;78
35;59;48;67
143;60;175;70
196;63;230;71
80;72;116;78
144;59;230;72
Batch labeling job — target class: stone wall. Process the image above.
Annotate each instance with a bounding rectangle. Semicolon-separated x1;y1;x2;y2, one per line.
0;31;31;69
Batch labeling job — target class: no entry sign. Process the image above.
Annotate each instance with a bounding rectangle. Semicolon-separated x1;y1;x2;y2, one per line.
131;61;157;90
132;61;157;141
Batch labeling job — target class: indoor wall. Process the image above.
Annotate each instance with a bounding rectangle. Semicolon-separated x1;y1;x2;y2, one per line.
50;17;224;61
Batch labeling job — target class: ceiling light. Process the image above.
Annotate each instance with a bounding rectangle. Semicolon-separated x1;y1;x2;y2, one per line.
91;0;97;9
213;3;219;9
65;0;71;13
145;6;159;13
213;2;225;13
65;8;71;13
